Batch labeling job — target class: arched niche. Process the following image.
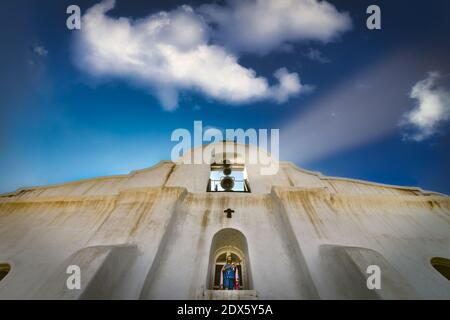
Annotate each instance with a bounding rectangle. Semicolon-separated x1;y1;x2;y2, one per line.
206;228;252;290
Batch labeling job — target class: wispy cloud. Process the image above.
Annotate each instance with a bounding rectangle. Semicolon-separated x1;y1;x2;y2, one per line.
32;45;48;57
279;54;420;164
303;48;331;64
401;72;450;142
200;0;351;55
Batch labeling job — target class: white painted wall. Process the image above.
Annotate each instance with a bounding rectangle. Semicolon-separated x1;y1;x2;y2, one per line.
0;142;448;299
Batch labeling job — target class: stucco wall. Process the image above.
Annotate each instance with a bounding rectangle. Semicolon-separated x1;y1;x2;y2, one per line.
0;144;449;299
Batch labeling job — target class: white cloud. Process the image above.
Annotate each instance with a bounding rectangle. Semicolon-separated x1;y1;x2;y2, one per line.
75;0;309;110
271;68;313;103
200;0;351;54
401;72;450;141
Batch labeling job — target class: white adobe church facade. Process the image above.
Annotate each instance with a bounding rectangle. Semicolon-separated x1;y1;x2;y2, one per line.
0;141;449;299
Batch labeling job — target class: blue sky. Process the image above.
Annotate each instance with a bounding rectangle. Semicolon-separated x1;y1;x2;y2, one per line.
0;0;449;194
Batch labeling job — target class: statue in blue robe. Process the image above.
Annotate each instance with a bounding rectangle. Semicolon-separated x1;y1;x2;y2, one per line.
220;254;240;290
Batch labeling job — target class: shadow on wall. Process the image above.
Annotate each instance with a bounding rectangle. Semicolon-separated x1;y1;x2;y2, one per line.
319;245;420;299
33;244;138;299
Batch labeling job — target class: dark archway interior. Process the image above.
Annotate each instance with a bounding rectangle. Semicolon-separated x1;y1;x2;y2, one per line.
0;264;11;282
431;257;450;281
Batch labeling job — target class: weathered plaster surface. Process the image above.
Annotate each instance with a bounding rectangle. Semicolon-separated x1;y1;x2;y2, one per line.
0;143;448;299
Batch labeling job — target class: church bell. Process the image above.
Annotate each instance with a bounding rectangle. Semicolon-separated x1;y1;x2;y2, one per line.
220;160;235;191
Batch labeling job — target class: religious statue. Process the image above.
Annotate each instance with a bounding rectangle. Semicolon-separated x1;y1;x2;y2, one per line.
220;253;240;290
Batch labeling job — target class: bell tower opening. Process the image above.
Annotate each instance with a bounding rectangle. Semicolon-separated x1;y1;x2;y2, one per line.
207;160;251;192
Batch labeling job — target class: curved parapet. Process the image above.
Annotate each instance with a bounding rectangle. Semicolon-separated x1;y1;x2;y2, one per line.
0;161;176;200
283;162;447;197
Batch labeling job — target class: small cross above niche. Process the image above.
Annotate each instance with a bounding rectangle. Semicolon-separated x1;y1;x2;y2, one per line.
224;208;234;219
